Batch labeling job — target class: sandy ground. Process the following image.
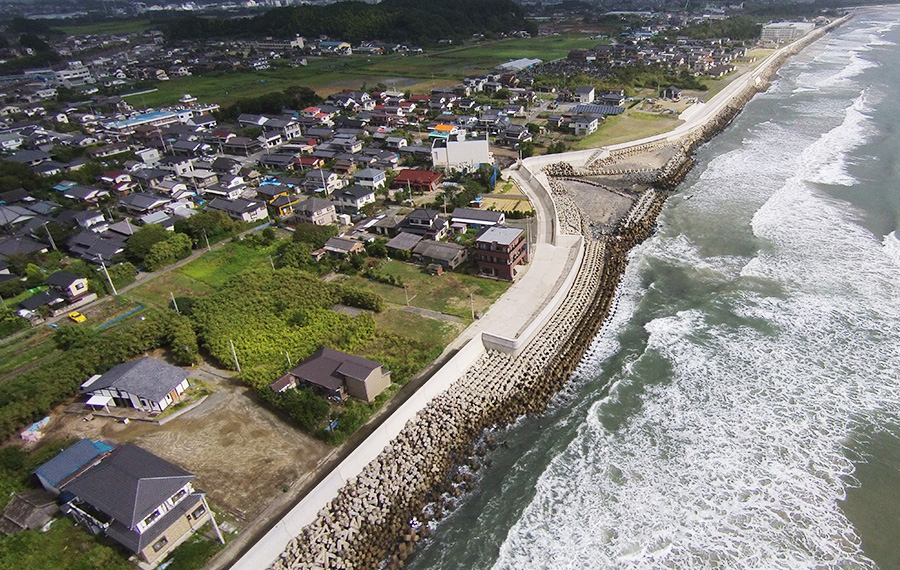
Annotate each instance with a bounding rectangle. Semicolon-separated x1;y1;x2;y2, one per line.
39;362;332;524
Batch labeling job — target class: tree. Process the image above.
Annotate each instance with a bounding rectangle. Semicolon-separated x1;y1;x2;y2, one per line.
174;209;236;246
144;233;192;271
125;224;171;265
292;223;338;249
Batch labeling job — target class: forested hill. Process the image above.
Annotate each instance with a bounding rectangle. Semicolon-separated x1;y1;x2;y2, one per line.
161;0;536;45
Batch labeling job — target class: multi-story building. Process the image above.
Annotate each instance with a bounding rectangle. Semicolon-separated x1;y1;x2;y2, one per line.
474;225;527;281
36;441;222;565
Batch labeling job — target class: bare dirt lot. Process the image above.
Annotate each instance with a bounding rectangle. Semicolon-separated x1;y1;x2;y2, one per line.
39;361;332;524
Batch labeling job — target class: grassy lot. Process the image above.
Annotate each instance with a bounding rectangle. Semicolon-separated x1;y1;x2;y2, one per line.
57;18;152;36
125;34;600;107
572;110;682;149
373;308;460;346
343;260;509;319
125;271;215;309
177;241;276;288
0;518;133;570
126;241;275;307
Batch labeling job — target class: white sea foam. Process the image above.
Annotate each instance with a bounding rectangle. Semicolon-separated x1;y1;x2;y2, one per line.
488;17;900;570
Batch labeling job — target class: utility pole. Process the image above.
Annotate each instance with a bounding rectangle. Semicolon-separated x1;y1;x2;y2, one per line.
203;229;211;252
404;285;409;306
0;293;6;309
42;221;57;251
98;254;118;296
286;352;292;367
269;255;275;270
470;292;475;320
229;339;241;373
170;292;180;313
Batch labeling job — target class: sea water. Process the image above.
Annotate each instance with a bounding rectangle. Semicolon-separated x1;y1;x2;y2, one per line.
404;9;900;570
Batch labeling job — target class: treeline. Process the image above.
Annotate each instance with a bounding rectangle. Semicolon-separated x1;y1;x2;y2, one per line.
0;310;198;440
217;86;322;123
675;16;762;41
161;0;536;45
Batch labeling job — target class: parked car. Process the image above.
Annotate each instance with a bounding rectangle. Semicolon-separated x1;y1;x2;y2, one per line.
68;311;86;323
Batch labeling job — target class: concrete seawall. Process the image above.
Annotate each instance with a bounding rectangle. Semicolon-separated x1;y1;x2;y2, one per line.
227;17;850;570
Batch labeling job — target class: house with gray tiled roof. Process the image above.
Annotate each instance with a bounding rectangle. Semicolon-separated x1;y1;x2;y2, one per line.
80;357;190;413
48;443;219;564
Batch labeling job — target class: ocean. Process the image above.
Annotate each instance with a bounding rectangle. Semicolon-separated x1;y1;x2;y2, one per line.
404;10;900;570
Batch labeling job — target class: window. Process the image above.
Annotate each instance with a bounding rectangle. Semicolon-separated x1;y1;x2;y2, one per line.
152;536;168;552
170;488;188;504
143;509;161;527
191;505;206;520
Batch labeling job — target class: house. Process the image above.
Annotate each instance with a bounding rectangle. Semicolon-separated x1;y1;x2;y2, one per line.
333;185;376;215
353;168;386;190
662;85;682;101
119;192;171;215
323;236;365;257
269;346;391;402
574;86;595;104
0;489;57;536
398;209;448;240
411;240;468;270
304;169;344;194
207;198;268;223
47;271;90;302
81;357;190;413
63;185;109;203
450;208;505;231
599;90;626;106
573;115;599;136
391;170;442;195
385;231;422;253
474;225;527;281
34;439;115;495
269;194;302;217
0;235;48;261
49;443;218;564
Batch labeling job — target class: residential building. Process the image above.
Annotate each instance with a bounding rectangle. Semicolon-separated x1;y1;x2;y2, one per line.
323;236;365;257
40;442;218;564
450;208;505;231
573;115;599;136
392;170;442;195
269;346;391;402
411;240;468;270
46;271;90;302
80;357;190;413
332;185;376;214
353;168;386;190
474;225;527;281
574;86;596;104
206;198;268;223
294;197;337;225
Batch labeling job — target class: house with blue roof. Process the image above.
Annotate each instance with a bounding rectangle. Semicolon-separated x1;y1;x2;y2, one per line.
34;438;114;494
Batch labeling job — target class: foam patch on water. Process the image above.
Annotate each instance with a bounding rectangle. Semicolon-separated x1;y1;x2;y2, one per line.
488;19;900;570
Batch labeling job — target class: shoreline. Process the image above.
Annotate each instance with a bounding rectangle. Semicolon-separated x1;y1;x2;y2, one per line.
225;16;849;570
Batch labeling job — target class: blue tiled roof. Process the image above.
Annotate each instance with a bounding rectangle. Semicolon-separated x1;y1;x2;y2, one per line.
34;439;112;488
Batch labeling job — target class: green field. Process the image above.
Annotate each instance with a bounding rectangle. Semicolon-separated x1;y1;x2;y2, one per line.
342;260;509;319
177;241;276;288
57;18;152;36
572;110;682;150
125;34;601;107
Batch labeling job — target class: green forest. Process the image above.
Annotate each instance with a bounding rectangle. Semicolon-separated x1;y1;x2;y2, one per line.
161;0;536;45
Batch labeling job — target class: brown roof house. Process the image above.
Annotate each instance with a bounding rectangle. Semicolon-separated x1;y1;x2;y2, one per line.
38;442;221;565
270;347;391;402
